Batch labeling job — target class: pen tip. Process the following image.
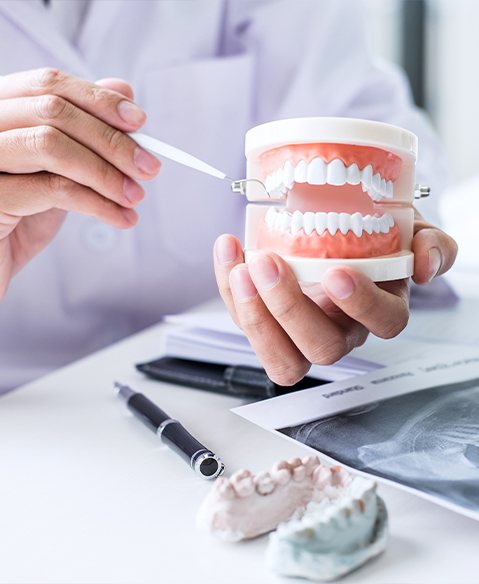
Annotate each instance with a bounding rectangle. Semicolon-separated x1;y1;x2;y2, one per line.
114;382;135;401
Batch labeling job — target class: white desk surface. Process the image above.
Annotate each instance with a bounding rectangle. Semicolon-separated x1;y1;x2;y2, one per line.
1;271;479;584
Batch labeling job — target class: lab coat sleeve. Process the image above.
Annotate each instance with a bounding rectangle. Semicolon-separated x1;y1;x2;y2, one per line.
226;0;448;224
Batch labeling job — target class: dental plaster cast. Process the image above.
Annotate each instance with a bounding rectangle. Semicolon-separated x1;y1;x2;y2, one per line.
197;456;388;581
243;117;421;282
266;476;388;582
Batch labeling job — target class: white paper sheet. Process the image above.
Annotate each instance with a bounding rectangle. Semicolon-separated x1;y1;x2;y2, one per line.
164;311;380;381
233;347;479;521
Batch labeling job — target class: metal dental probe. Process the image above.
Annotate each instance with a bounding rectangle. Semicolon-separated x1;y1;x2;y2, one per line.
129;132;271;198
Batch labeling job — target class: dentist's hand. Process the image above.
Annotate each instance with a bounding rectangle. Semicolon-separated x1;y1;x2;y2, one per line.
214;211;458;385
0;68;161;297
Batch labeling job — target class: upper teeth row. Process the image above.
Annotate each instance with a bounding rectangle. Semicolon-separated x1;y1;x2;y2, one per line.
264;159;394;201
265;207;395;237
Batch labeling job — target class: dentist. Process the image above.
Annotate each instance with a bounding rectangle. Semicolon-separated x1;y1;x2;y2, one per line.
0;0;457;391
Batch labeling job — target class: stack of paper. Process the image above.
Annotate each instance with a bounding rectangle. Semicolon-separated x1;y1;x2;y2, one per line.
164;311;381;381
163;290;479;382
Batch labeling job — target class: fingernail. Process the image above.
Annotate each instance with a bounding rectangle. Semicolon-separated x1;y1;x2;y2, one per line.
323;270;355;300
428;247;442;282
231;267;258;302
134;147;161;175
118;100;146;125
215;234;237;264
122;207;138;225
123;177;144;204
249;256;279;289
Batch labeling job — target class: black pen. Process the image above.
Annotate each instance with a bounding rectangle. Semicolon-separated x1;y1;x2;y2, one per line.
115;382;225;480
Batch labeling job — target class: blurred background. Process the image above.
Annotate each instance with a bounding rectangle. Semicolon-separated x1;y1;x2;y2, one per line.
363;0;476;269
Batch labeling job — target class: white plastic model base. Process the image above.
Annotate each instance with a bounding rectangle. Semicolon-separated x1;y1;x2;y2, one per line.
243;117;418;283
245;249;414;282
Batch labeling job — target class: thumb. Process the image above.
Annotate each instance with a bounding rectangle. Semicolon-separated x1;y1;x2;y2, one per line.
412;211;458;285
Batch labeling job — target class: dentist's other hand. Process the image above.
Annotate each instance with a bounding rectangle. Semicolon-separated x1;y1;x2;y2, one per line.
0;68;161;297
214;211;458;385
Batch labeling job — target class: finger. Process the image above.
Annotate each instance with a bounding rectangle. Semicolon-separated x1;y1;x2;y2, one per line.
0;96;161;180
248;253;365;365
321;267;410;339
0;68;145;131
95;78;134;100
213;234;244;325
0;172;137;229
229;264;310;385
0;126;144;208
412;226;458;285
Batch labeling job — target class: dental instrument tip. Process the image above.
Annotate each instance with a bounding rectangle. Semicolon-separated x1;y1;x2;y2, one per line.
230;178;271;198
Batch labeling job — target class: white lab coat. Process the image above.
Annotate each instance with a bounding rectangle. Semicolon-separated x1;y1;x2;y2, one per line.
0;0;448;392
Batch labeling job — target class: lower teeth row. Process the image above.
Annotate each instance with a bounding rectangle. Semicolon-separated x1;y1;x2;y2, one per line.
265;208;394;237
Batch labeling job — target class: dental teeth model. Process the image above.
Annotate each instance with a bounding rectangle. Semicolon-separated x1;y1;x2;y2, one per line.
196;456;388;581
243;117;420;282
266;476;388;582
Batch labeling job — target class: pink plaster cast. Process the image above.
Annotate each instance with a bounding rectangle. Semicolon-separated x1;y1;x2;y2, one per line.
196;455;353;542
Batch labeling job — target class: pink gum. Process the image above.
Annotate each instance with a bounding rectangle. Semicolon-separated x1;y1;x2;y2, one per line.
257;224;401;259
259;143;402;182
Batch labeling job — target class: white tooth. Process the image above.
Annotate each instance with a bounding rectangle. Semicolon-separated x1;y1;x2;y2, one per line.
303;212;315;235
307;157;327;185
372;217;380;233
380;178;387;197
276;169;284;188
271;170;278;190
363;215;373;235
293;465;306;482
346;163;360;185
327;159;346;186
277;212;287;230
327;212;339;235
386;213;394;227
274;213;283;230
339;212;350;235
372;172;381;193
379;215;390;233
361;164;373;189
283;160;295;188
387;180;394;198
282;212;292;230
294;160;308;183
351;212;363;237
215;477;236;500
291;210;303;234
314;212;327;235
254;471;276;496
265;207;276;227
273;170;282;189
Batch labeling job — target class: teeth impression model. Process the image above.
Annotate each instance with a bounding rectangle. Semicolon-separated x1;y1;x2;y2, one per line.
243;117;419;282
266;475;388;582
197;456;388;581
